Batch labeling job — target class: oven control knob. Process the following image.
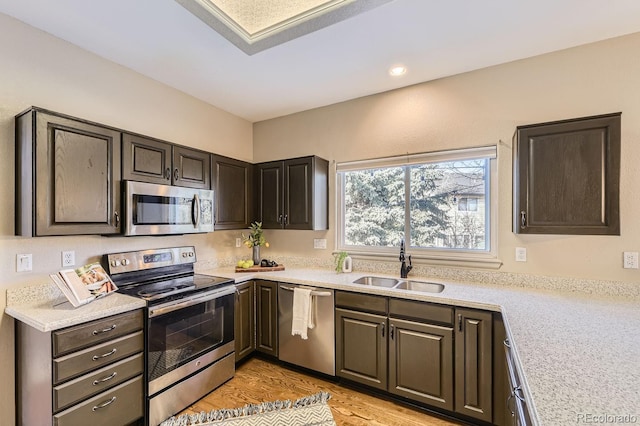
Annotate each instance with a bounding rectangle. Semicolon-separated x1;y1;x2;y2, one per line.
188;252;194;257
111;259;120;267
121;259;130;266
182;252;187;258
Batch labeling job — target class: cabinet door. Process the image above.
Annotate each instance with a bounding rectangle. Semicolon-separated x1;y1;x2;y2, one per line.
173;145;211;189
283;156;328;230
212;155;253;229
455;308;493;422
283;157;313;229
493;314;511;426
335;308;387;391
389;318;454;411
122;133;172;185
234;281;255;362
514;113;620;235
256;161;284;229
25;110;122;236
255;280;278;357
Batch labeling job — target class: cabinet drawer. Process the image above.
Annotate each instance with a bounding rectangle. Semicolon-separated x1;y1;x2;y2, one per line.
54;353;144;412
53;310;143;356
389;299;453;325
54;331;143;384
53;376;143;426
336;291;387;314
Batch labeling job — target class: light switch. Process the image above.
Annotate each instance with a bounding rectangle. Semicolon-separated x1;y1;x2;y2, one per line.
17;254;33;272
515;247;527;262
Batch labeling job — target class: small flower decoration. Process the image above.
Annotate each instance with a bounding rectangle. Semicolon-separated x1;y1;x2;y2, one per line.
242;222;269;248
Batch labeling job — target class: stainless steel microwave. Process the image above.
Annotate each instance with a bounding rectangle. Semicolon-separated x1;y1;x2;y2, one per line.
123;180;214;236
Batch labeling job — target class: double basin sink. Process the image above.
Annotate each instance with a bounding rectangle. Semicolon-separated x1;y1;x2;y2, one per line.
353;276;444;293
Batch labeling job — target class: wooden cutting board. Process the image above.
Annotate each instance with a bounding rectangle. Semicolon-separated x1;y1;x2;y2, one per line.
235;264;285;273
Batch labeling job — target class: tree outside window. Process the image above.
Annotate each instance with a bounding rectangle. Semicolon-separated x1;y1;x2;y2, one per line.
338;149;494;256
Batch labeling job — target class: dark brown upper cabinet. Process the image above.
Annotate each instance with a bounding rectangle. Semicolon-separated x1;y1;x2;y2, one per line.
211;155;253;230
122;133;210;189
513;113;621;235
15;108;122;236
255;156;328;230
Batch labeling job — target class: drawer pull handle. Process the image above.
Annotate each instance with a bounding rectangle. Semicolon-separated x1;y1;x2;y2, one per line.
93;371;117;385
92;348;117;361
92;324;116;335
92;396;116;411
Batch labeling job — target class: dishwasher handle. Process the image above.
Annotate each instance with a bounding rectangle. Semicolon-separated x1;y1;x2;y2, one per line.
280;285;332;297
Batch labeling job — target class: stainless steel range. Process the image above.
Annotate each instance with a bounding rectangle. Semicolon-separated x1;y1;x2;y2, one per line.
103;246;235;426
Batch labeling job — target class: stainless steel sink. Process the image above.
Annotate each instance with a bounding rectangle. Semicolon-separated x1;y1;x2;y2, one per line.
352;276;445;293
352;276;400;287
393;280;445;293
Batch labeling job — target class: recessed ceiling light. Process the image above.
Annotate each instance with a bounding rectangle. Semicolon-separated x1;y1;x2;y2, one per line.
389;65;407;77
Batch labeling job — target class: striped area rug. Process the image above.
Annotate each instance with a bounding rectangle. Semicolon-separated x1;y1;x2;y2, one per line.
160;392;335;426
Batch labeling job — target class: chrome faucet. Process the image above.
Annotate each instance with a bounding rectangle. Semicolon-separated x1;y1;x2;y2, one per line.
399;240;412;278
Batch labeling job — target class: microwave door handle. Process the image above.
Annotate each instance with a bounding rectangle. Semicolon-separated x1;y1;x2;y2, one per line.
192;194;200;228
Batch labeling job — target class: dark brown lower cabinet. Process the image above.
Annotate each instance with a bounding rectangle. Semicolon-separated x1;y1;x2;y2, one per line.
493;314;511;426
336;291;494;424
389;318;454;411
255;280;278;357
454;308;493;423
234;281;255;362
335;308;387;390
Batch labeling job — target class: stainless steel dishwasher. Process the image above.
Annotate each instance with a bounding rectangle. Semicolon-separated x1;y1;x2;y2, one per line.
278;283;335;376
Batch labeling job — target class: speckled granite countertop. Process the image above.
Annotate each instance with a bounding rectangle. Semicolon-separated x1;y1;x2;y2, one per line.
201;267;640;426
5;282;146;332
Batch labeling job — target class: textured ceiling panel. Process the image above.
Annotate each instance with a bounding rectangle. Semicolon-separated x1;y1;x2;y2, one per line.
214;0;335;36
175;0;392;54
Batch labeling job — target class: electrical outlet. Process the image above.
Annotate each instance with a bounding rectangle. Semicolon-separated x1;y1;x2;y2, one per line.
515;247;527;262
235;238;242;248
62;251;75;267
623;251;639;269
16;254;32;272
313;238;327;249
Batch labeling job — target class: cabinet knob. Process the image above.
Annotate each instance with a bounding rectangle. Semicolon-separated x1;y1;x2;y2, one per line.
520;211;527;228
173;168;179;182
165;168;171;180
113;211;119;228
381;322;385;338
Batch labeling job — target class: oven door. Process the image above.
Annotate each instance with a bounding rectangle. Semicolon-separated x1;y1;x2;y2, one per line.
146;286;234;396
124;180;214;236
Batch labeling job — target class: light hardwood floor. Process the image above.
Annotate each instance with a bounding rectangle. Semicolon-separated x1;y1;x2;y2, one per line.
179;357;463;426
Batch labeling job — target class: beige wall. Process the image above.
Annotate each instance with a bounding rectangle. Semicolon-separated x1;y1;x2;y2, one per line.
254;31;640;284
0;14;252;424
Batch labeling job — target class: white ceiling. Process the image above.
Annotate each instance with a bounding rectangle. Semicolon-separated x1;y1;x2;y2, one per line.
2;0;640;122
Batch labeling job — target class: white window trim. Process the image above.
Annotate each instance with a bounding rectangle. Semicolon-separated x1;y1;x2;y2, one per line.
335;146;502;269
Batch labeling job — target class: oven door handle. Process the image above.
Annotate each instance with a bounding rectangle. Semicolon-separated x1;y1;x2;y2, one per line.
148;286;235;318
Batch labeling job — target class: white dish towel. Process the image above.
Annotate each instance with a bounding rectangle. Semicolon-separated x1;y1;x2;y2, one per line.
291;287;315;339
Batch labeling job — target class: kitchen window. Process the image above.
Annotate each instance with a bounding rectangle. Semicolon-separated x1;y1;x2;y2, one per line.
336;146;498;267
